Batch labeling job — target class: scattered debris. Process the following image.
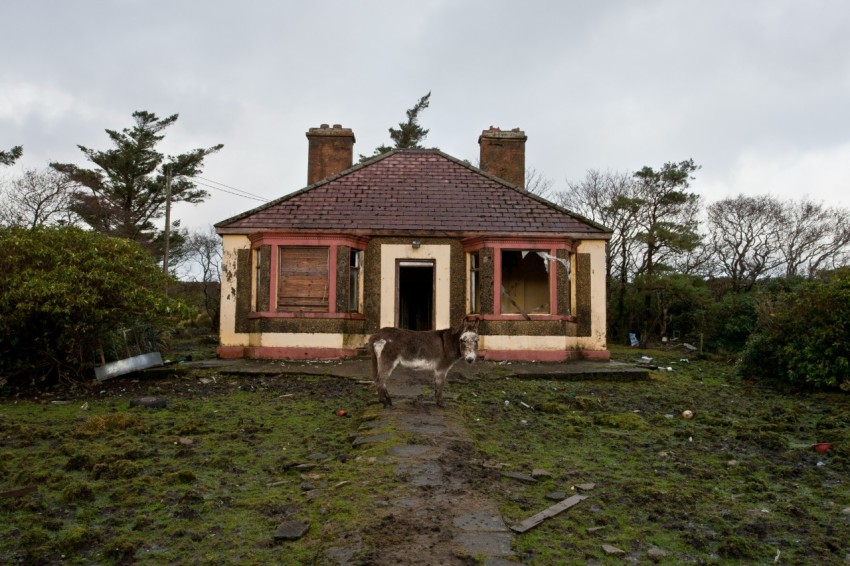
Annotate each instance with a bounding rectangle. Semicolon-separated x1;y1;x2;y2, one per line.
80;402;89;411
519;401;532;409
682;410;694;419
574;483;596;491
129;396;167;408
602;544;625;555
510;494;587;533
178;437;193;446
586;526;606;533
682;343;697;351
812;442;831;453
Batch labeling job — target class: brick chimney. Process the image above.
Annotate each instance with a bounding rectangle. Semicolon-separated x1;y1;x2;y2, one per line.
306;124;356;185
478;127;527;188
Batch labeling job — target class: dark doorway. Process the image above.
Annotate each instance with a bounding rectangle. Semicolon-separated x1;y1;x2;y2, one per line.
397;261;434;330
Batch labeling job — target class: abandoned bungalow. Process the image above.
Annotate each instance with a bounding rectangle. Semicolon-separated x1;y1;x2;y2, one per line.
214;124;612;361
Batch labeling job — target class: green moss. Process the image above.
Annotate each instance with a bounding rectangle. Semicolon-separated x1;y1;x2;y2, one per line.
58;524;98;551
594;412;648;430
62;482;95;503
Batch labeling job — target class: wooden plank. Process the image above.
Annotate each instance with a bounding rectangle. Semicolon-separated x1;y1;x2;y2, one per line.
510;494;588;533
0;485;37;499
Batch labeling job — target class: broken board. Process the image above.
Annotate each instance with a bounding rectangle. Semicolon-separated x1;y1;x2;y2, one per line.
510;494;588;533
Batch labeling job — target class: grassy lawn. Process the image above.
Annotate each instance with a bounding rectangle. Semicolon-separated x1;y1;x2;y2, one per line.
0;373;396;565
1;345;849;564
455;346;850;564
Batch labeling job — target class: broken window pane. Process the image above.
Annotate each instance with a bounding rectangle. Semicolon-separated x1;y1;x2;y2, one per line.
500;250;550;314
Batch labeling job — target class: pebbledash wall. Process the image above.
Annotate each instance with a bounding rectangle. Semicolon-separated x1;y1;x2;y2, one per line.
217;235;609;361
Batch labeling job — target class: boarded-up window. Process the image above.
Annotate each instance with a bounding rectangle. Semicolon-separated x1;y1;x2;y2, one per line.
278;247;329;312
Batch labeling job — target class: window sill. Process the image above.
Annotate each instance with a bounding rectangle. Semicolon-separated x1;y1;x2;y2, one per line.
473;314;577;322
249;312;367;320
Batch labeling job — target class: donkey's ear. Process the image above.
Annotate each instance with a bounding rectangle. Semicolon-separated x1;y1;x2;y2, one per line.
464;317;480;333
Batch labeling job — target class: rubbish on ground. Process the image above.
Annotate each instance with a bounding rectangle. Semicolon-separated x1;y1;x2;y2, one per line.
336;410;349;417
519;401;531;409
812;442;831;453
682;410;694;419
602;544;625;555
683;343;697;351
510;494;588;533
679;358;689;363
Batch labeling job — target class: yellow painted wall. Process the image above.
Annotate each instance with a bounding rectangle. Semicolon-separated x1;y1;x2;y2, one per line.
379;244;452;330
219;234;250;347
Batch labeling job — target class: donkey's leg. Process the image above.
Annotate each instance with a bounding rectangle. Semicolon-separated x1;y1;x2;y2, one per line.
434;369;448;407
371;339;394;407
376;359;398;408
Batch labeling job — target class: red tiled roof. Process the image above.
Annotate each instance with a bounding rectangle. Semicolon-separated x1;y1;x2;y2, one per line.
216;150;610;237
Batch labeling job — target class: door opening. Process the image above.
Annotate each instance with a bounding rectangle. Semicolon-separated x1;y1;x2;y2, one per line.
397;261;434;330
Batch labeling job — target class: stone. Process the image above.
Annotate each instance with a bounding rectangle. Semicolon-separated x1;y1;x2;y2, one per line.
531;468;552;478
575;482;596;491
274;520;309;541
178;437;193;446
647;547;668;562
501;471;537;484
602;544;625;555
351;433;392;447
545;491;567;501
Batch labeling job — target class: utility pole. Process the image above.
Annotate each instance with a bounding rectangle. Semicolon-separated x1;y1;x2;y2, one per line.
163;165;172;274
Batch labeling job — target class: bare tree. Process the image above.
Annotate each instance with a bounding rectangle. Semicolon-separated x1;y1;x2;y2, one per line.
557;169;639;285
779;199;850;277
706;194;784;291
182;226;222;331
0;168;79;228
525;166;554;200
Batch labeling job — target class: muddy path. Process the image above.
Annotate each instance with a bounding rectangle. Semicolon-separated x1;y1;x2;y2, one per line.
348;368;520;566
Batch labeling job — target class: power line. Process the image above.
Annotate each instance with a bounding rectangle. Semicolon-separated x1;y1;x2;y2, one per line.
193;179;269;202
196;176;270;202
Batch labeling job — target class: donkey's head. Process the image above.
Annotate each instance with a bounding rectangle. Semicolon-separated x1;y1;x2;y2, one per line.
458;318;480;364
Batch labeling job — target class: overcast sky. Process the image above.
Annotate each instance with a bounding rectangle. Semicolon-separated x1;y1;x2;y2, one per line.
3;0;849;233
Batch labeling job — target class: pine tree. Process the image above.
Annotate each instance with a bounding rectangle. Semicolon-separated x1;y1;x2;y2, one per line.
0;146;23;166
51;111;222;256
360;92;431;161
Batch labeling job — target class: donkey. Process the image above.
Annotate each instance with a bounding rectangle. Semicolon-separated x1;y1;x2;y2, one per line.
368;318;480;407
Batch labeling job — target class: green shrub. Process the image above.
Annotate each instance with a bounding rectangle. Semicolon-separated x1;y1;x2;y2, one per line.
739;269;850;389
0;226;189;385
